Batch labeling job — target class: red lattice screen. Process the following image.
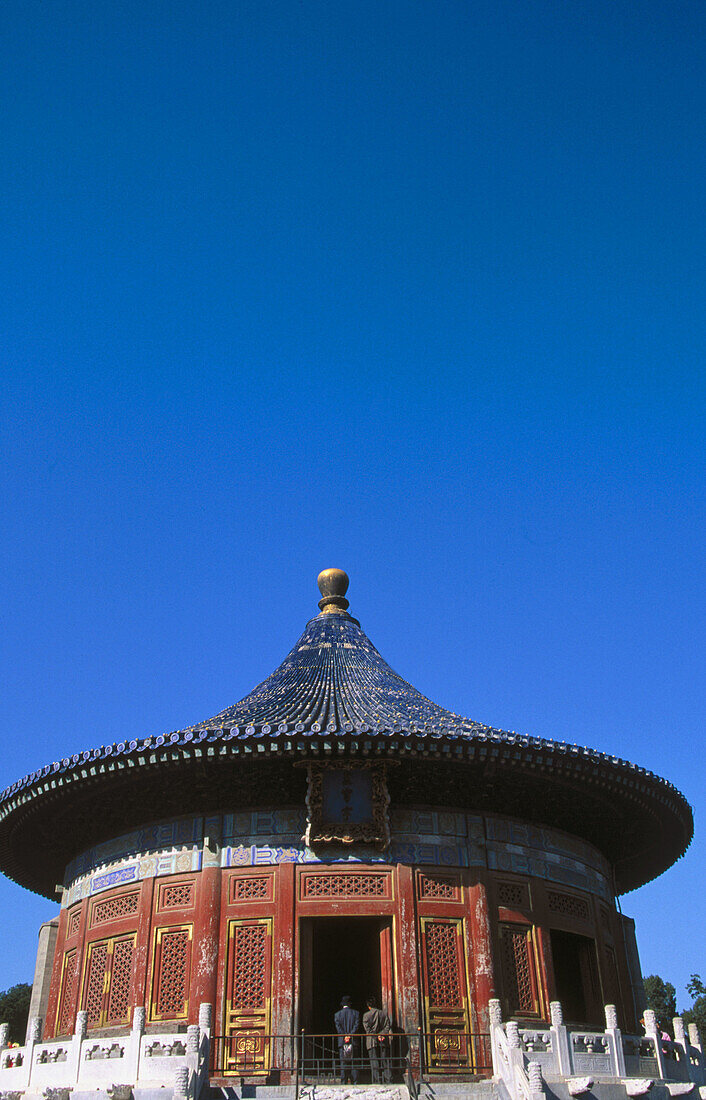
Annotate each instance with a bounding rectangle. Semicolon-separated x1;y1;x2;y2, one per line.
106;936;134;1024
301;872;389;898
81;934;137;1029
499;924;540;1016
224;919;273;1074
84;941;109;1027
419;874;460;901
92;891;140;926
57;949;78;1036
497;882;529;910
231;876;271;902
420;918;471;1071
67;908;81;939
547;891;591;923
161;882;195;909
151;926;192;1020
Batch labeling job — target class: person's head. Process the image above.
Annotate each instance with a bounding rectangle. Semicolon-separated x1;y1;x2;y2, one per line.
340;995;352;1008
367;997;378;1010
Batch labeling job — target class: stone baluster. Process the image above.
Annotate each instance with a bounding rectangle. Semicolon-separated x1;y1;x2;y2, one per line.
605;1004;626;1077
507;1021;521;1048
0;1022;9;1051
75;1011;88;1039
550;1000;571;1076
132;1006;145;1035
643;1009;667;1080
489;998;503;1028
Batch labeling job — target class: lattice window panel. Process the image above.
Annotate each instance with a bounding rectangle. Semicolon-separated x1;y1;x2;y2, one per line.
152;927;191;1020
57;949;77;1035
105;937;134;1024
302;872;389;898
419;874;460;900
92;891;139;927
84;941;110;1027
547;891;590;923
232;923;268;1009
67;908;81;939
160;882;195;909
500;925;537;1015
497;882;529;910
231;875;272;902
425;921;463;1007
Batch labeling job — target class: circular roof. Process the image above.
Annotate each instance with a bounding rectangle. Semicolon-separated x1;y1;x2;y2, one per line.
0;570;693;897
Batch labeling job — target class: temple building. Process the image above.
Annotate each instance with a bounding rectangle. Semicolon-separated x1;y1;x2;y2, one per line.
0;569;693;1081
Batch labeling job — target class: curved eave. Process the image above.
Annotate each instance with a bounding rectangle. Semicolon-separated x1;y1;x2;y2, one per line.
0;732;692;899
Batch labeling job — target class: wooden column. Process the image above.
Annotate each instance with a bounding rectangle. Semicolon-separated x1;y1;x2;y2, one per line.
130;877;156;1016
394;864;420;1034
467;872;496;1032
43;905;69;1039
189;863;222;1022
272;862;296;1037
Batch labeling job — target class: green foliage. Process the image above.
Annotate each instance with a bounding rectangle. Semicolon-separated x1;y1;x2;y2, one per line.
0;983;32;1044
683;974;706;1038
643;974;677;1031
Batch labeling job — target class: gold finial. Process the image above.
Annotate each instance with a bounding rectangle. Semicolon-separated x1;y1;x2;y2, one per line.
317;568;350;614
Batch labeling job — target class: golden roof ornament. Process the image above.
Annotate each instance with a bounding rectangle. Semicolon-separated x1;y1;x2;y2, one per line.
317;567;350;614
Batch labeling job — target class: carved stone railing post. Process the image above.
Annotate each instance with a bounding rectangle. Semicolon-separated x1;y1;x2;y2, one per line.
68;1010;87;1084
198;1002;213;1037
186;1026;200;1057
0;1023;9;1051
26;1016;42;1042
550;1001;571;1075
688;1023;702;1053
173;1062;190;1100
528;1059;544;1100
605;1004;626;1077
643;1009;667;1080
671;1016;691;1081
507;1022;521;1048
17;1014;43;1091
125;1005;145;1085
488;998;505;1080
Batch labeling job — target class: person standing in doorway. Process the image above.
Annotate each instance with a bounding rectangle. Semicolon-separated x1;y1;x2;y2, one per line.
334;995;360;1084
363;997;392;1083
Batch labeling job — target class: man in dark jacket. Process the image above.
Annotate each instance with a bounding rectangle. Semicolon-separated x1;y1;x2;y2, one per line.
334;996;360;1083
363;998;392;1082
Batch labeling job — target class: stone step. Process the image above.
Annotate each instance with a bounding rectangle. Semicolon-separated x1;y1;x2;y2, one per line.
418;1080;499;1100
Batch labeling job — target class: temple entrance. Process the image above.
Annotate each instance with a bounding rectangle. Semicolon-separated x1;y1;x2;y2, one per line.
299;917;393;1033
550;929;602;1025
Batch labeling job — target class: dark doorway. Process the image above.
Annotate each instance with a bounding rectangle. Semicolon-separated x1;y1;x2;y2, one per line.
550;929;602;1025
300;917;387;1033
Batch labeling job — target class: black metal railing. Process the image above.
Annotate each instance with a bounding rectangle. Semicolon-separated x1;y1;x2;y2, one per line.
209;1029;492;1082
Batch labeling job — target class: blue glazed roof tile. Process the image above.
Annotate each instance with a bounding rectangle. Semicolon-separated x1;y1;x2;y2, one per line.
182;611;496;739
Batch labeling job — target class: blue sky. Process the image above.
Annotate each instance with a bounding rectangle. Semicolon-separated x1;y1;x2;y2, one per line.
1;1;704;1009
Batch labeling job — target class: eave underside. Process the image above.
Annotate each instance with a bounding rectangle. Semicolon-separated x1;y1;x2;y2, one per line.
0;740;692;899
